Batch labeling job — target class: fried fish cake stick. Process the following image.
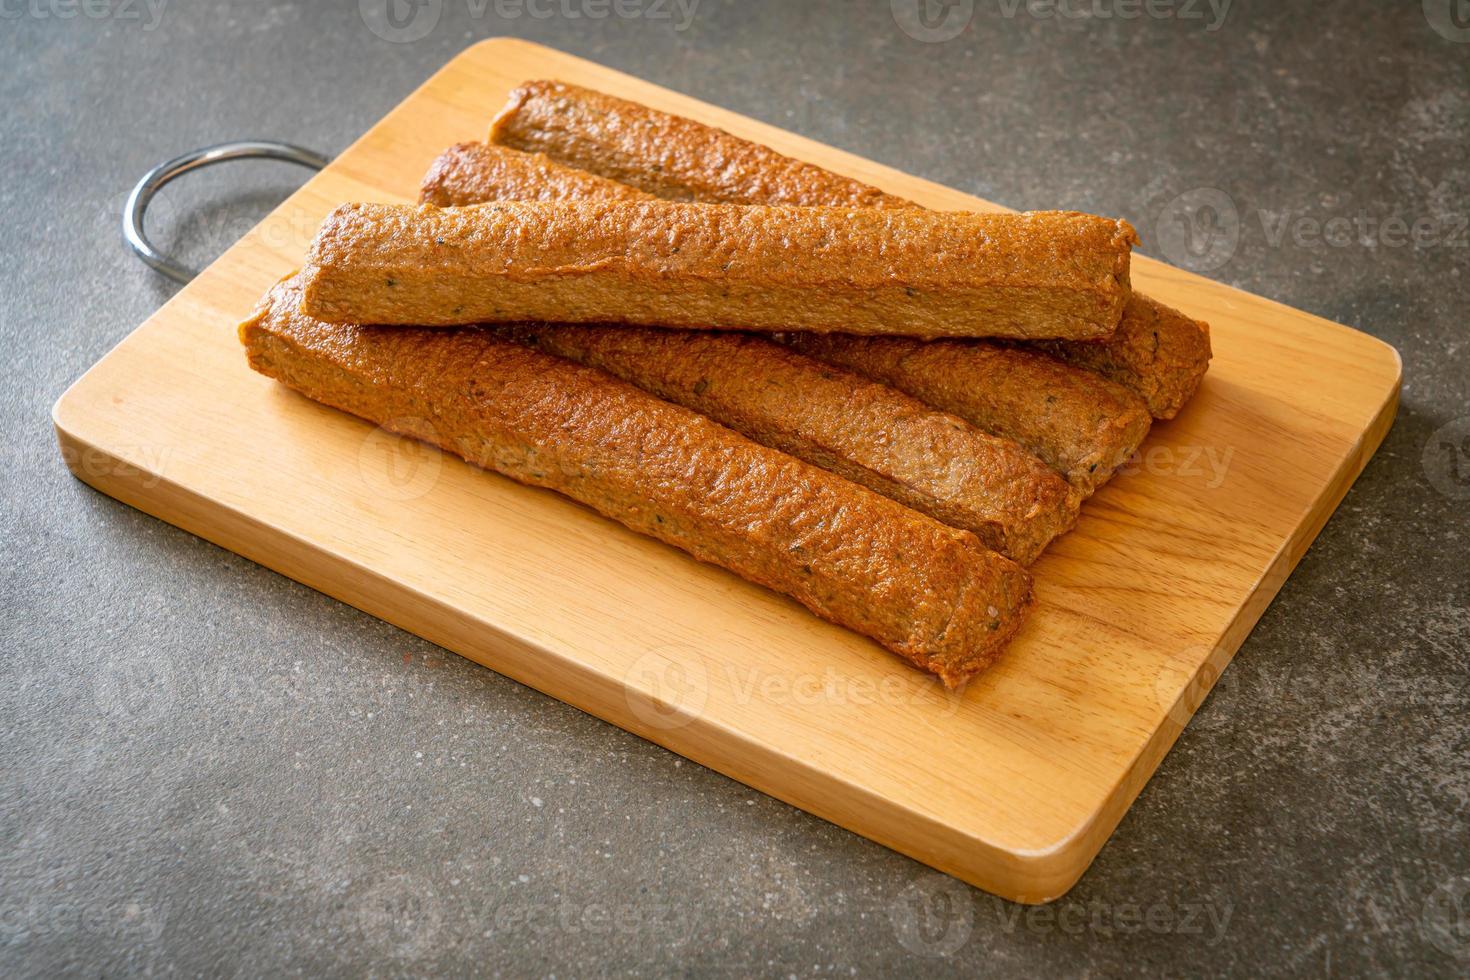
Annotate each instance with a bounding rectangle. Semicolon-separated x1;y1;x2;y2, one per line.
1029;294;1212;420
500;324;1079;563
780;333;1152;494
299;201;1136;340
415;142;1150;492
488;80;1209;418
420;141;655;207
489;80;913;209
241;276;1035;688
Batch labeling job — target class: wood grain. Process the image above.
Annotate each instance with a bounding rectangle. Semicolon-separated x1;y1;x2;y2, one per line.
52;39;1401;903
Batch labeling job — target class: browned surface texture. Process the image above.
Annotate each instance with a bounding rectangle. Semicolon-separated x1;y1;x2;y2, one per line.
490;79;914;209
500;324;1078;563
241;276;1034;687
411;143;1080;551
781;333;1153;493
415;140;1147;492
299;200;1135;339
1029;295;1214;419
484;80;1208;416
419;142;655;207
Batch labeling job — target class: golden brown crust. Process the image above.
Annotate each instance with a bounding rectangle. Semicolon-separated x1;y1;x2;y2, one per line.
419;142;655;207
500;324;1079;563
490;80;913;209
780;333;1153;494
241;276;1034;687
414;139;1150;492
411;145;1080;552
486;80;1209;416
1028;295;1212;419
299;201;1136;340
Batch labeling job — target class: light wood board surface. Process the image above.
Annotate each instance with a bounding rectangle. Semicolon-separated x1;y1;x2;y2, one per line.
53;39;1401;903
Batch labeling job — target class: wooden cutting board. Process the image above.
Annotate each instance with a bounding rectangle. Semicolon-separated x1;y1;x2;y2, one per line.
53;39;1400;903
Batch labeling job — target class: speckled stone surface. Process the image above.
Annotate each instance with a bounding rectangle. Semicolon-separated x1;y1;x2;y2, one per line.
3;1;1468;976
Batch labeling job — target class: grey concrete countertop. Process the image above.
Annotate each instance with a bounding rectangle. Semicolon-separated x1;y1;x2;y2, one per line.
3;1;1467;976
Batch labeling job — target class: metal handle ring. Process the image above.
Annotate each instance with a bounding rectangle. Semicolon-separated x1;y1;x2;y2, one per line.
123;140;331;285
